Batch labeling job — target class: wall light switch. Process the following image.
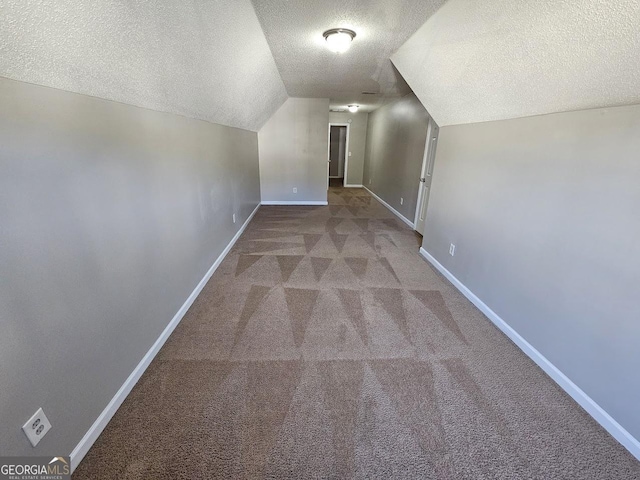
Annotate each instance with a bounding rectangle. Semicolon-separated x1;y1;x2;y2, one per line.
232;213;236;224
449;244;456;256
400;197;403;205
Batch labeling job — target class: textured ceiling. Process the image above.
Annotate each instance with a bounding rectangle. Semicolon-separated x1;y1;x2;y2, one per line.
0;0;287;132
251;0;446;112
4;0;637;130
392;0;640;126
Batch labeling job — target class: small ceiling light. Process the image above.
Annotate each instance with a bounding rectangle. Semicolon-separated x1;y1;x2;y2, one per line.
348;105;359;113
323;28;356;54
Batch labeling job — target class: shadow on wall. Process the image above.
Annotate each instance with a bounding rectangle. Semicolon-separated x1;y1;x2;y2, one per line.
421;103;640;456
0;76;261;458
363;93;430;224
259;98;330;204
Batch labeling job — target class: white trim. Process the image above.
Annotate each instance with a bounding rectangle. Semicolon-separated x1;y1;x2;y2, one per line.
414;120;434;231
328;176;342;179
344;125;350;185
344;184;363;188
363;186;415;229
261;200;328;206
69;203;261;473
328;123;351;185
327;126;331;189
419;247;640;462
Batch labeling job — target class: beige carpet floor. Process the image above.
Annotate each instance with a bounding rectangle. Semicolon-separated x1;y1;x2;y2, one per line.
74;185;640;479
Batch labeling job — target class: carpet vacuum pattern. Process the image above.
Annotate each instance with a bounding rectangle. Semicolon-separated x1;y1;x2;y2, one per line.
74;186;640;479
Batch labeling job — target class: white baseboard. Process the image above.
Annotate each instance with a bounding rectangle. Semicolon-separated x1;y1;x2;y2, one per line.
419;247;640;461
69;203;261;473
363;186;415;229
344;184;363;188
261;200;328;206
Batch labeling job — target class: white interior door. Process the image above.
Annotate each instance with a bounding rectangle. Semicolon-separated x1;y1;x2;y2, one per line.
414;120;439;235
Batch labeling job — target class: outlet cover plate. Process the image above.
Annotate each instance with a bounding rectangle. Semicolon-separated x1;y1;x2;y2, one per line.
22;408;52;447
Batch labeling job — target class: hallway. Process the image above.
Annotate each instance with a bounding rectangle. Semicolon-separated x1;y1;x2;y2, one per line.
73;186;640;479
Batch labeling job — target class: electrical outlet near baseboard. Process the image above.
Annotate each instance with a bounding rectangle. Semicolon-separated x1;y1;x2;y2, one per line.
400;197;403;205
232;213;236;224
293;187;297;194
22;408;52;447
449;243;456;256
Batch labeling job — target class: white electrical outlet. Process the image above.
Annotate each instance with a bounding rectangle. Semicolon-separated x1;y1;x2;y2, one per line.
293;187;297;194
400;197;403;205
232;213;236;224
449;244;456;256
348;151;352;157
22;408;52;447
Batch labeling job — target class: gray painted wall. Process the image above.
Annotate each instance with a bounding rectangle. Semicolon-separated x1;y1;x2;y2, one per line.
329;111;369;186
363;94;429;222
259;98;330;203
423;103;640;440
0;77;261;456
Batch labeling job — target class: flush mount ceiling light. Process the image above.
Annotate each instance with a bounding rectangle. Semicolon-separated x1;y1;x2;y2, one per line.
323;28;356;53
348;104;359;113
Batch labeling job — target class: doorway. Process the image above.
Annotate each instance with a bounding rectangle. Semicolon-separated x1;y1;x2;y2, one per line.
414;118;439;236
327;123;350;188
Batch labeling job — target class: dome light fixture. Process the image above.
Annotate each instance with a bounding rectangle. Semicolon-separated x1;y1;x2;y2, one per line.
348;104;359;113
323;28;356;54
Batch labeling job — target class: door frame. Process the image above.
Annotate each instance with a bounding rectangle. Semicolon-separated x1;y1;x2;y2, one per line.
327;123;350;187
413;119;438;231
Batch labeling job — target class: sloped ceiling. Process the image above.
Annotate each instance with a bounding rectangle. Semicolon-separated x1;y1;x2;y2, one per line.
251;0;446;112
0;0;287;132
391;0;640;126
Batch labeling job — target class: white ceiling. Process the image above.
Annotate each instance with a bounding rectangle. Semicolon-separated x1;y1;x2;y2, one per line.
0;0;287;132
392;0;640;126
3;0;638;129
251;0;446;112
